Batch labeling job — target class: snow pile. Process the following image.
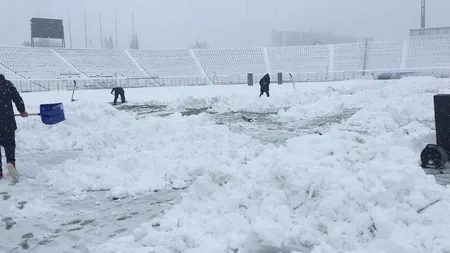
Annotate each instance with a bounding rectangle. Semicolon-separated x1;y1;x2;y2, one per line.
275;78;435;123
16;101;136;151
107;185;130;200
166;81;361;114
90;77;450;253
16;100;268;195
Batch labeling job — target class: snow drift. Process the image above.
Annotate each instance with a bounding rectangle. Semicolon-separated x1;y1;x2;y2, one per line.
13;77;450;253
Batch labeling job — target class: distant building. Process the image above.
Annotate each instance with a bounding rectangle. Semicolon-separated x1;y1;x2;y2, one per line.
271;29;367;47
409;26;450;37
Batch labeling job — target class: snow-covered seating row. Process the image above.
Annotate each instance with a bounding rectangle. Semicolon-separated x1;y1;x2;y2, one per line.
129;49;201;77
0;46;80;79
1;36;450;86
333;42;366;72
55;48;147;78
0;63;22;80
407;36;450;69
365;40;403;70
194;48;267;76
268;45;330;74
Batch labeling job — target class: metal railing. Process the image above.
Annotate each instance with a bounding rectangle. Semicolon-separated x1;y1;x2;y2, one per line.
8;67;450;93
9;75;211;92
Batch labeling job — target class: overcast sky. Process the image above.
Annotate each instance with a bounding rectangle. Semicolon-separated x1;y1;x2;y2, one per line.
1;0;449;49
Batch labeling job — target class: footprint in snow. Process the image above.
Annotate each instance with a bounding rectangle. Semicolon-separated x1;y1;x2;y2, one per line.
107;228;127;238
17;201;27;210
19;233;34;250
2;217;16;230
0;192;10;200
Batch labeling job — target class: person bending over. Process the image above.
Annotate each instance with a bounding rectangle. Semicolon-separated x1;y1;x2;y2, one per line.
111;86;126;105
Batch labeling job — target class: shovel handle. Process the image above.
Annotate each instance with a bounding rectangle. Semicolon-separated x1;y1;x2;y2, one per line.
14;113;40;116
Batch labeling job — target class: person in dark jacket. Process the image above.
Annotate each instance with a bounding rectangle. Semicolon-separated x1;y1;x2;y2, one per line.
259;73;271;97
0;74;28;180
111;86;126;105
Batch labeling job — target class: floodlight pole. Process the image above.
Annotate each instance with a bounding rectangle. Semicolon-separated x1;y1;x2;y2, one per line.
421;0;426;28
68;9;73;48
99;12;103;49
84;10;88;48
115;12;119;49
246;0;252;47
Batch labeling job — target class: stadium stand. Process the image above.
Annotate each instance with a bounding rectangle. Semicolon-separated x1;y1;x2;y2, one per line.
55;48;147;78
0;62;22;80
194;48;266;76
365;40;403;70
268;45;330;74
406;36;450;69
267;45;330;82
193;48;267;84
333;42;366;72
129;49;201;77
0;36;449;90
0;46;80;79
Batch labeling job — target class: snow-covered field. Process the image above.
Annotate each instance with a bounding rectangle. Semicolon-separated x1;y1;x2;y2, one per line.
1;77;450;253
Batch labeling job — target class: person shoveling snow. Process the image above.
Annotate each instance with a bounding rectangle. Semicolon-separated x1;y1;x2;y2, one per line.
0;74;28;182
259;73;271;97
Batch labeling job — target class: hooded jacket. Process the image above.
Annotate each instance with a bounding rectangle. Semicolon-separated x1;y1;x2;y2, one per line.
259;73;271;92
0;75;26;132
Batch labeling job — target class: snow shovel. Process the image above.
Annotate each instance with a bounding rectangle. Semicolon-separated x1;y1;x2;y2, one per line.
15;102;66;125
